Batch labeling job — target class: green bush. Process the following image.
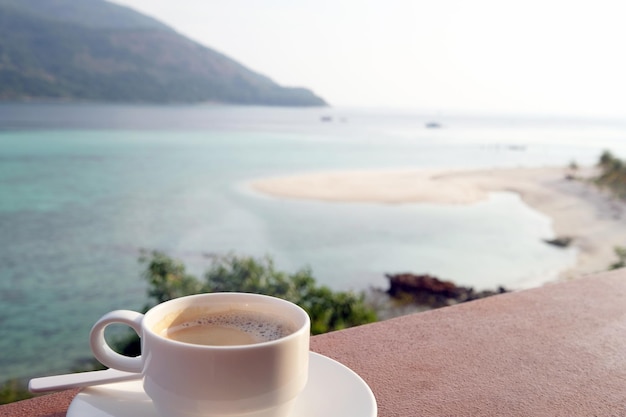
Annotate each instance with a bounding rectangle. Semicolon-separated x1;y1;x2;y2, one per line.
595;150;626;199
121;251;377;353
139;251;377;334
0;379;32;405
609;246;626;270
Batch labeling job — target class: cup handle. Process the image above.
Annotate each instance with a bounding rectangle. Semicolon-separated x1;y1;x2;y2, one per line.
89;310;144;373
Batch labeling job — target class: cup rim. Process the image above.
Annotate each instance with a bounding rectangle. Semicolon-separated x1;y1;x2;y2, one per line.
142;292;311;349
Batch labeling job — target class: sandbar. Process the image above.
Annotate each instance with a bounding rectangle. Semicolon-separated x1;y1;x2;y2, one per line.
250;166;626;281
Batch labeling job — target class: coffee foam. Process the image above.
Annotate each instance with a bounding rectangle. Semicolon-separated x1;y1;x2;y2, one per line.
165;310;295;344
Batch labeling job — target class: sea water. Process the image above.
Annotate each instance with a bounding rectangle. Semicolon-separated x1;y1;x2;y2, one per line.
1;103;625;382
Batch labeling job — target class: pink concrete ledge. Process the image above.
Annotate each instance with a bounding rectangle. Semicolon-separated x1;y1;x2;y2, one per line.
3;269;626;416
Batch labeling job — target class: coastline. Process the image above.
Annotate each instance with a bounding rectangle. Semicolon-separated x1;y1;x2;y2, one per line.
251;166;626;282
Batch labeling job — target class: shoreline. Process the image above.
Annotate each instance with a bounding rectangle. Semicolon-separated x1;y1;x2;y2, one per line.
251;166;626;283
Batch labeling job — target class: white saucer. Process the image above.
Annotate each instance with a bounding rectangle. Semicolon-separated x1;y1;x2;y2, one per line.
67;351;377;417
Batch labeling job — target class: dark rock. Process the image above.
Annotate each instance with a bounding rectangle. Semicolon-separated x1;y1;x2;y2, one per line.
385;273;508;309
543;236;573;248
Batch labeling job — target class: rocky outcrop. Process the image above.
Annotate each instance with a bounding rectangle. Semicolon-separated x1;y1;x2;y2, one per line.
386;273;508;309
543;236;573;248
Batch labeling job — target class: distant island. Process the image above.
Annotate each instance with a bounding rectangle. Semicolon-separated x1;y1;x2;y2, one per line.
0;0;327;106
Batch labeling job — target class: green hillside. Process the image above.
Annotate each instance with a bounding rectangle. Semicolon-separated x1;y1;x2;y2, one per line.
0;0;327;106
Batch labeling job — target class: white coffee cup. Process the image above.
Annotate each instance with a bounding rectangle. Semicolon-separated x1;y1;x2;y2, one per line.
90;292;310;417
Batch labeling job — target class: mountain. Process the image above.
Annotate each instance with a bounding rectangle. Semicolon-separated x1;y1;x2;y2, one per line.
0;0;327;106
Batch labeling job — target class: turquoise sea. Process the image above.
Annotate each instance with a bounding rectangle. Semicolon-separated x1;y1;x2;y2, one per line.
2;103;625;382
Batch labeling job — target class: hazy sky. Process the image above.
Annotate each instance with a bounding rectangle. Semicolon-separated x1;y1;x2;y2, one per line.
111;0;626;117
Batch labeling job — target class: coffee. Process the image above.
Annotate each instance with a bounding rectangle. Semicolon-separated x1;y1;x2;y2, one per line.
164;310;295;346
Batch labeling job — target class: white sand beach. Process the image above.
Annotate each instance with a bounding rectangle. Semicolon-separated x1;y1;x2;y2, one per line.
251;166;626;282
